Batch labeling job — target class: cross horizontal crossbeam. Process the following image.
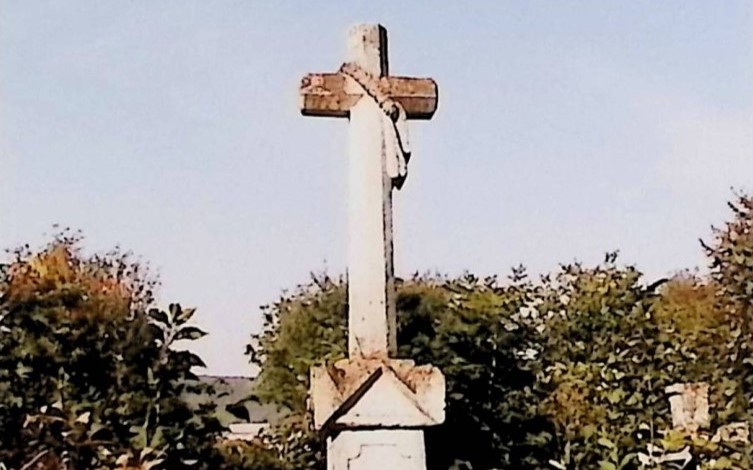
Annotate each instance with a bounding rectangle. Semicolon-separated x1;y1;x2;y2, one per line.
300;73;437;120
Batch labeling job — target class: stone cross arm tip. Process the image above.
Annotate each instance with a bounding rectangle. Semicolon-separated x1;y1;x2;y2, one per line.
300;73;438;120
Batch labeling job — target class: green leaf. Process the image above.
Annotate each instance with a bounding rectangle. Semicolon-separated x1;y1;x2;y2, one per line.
597;437;614;449
175;307;196;324
169;303;181;321
148;309;169;325
174;326;207;342
225;401;250;422
174;350;206;369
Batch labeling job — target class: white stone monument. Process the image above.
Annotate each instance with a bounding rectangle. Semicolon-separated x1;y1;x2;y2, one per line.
665;382;710;433
299;24;445;470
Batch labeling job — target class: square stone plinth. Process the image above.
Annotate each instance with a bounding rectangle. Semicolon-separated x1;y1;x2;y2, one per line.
665;382;710;432
328;429;426;470
310;358;445;431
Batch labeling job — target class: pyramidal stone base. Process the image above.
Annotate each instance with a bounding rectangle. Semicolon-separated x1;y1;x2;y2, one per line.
310;357;445;430
310;358;445;470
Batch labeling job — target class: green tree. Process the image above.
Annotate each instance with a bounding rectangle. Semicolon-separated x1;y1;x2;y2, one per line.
246;250;753;468
0;233;224;469
700;192;753;465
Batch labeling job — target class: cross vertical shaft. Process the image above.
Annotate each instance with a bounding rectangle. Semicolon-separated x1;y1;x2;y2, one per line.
300;24;438;358
346;24;396;358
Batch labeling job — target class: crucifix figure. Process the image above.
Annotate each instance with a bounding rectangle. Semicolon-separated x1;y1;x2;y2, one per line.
301;24;437;359
301;24;445;470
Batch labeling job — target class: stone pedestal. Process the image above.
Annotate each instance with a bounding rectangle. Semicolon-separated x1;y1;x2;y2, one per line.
310;358;445;470
328;430;426;470
665;382;710;433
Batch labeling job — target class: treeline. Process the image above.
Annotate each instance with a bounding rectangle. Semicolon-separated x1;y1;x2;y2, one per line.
248;194;753;469
0;233;244;469
2;195;753;469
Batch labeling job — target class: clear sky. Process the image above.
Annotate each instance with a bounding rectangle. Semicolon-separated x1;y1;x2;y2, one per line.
2;2;752;376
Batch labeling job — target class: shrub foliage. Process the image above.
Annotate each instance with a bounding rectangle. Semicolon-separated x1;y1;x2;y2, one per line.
0;233;224;469
3;193;753;469
246;195;753;469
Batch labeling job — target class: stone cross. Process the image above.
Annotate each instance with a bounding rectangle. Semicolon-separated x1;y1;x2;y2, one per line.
300;24;437;358
300;24;445;470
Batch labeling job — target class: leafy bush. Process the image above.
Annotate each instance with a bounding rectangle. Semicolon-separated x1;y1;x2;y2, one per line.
0;233;224;469
245;195;753;469
5;192;753;469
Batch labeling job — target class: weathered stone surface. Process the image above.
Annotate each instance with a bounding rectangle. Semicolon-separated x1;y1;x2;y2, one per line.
637;444;692;468
311;358;445;431
712;421;750;444
300;73;438;119
327;430;426;470
344;23;396;358
347;96;396;358
665;382;710;432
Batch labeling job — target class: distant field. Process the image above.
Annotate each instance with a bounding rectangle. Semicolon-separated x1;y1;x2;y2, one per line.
183;376;282;426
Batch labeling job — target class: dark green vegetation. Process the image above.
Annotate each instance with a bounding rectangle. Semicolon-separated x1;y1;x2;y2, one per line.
0;234;228;470
2;194;753;469
247;194;753;469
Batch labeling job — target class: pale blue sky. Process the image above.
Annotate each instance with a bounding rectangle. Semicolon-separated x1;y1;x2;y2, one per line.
2;2;752;375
